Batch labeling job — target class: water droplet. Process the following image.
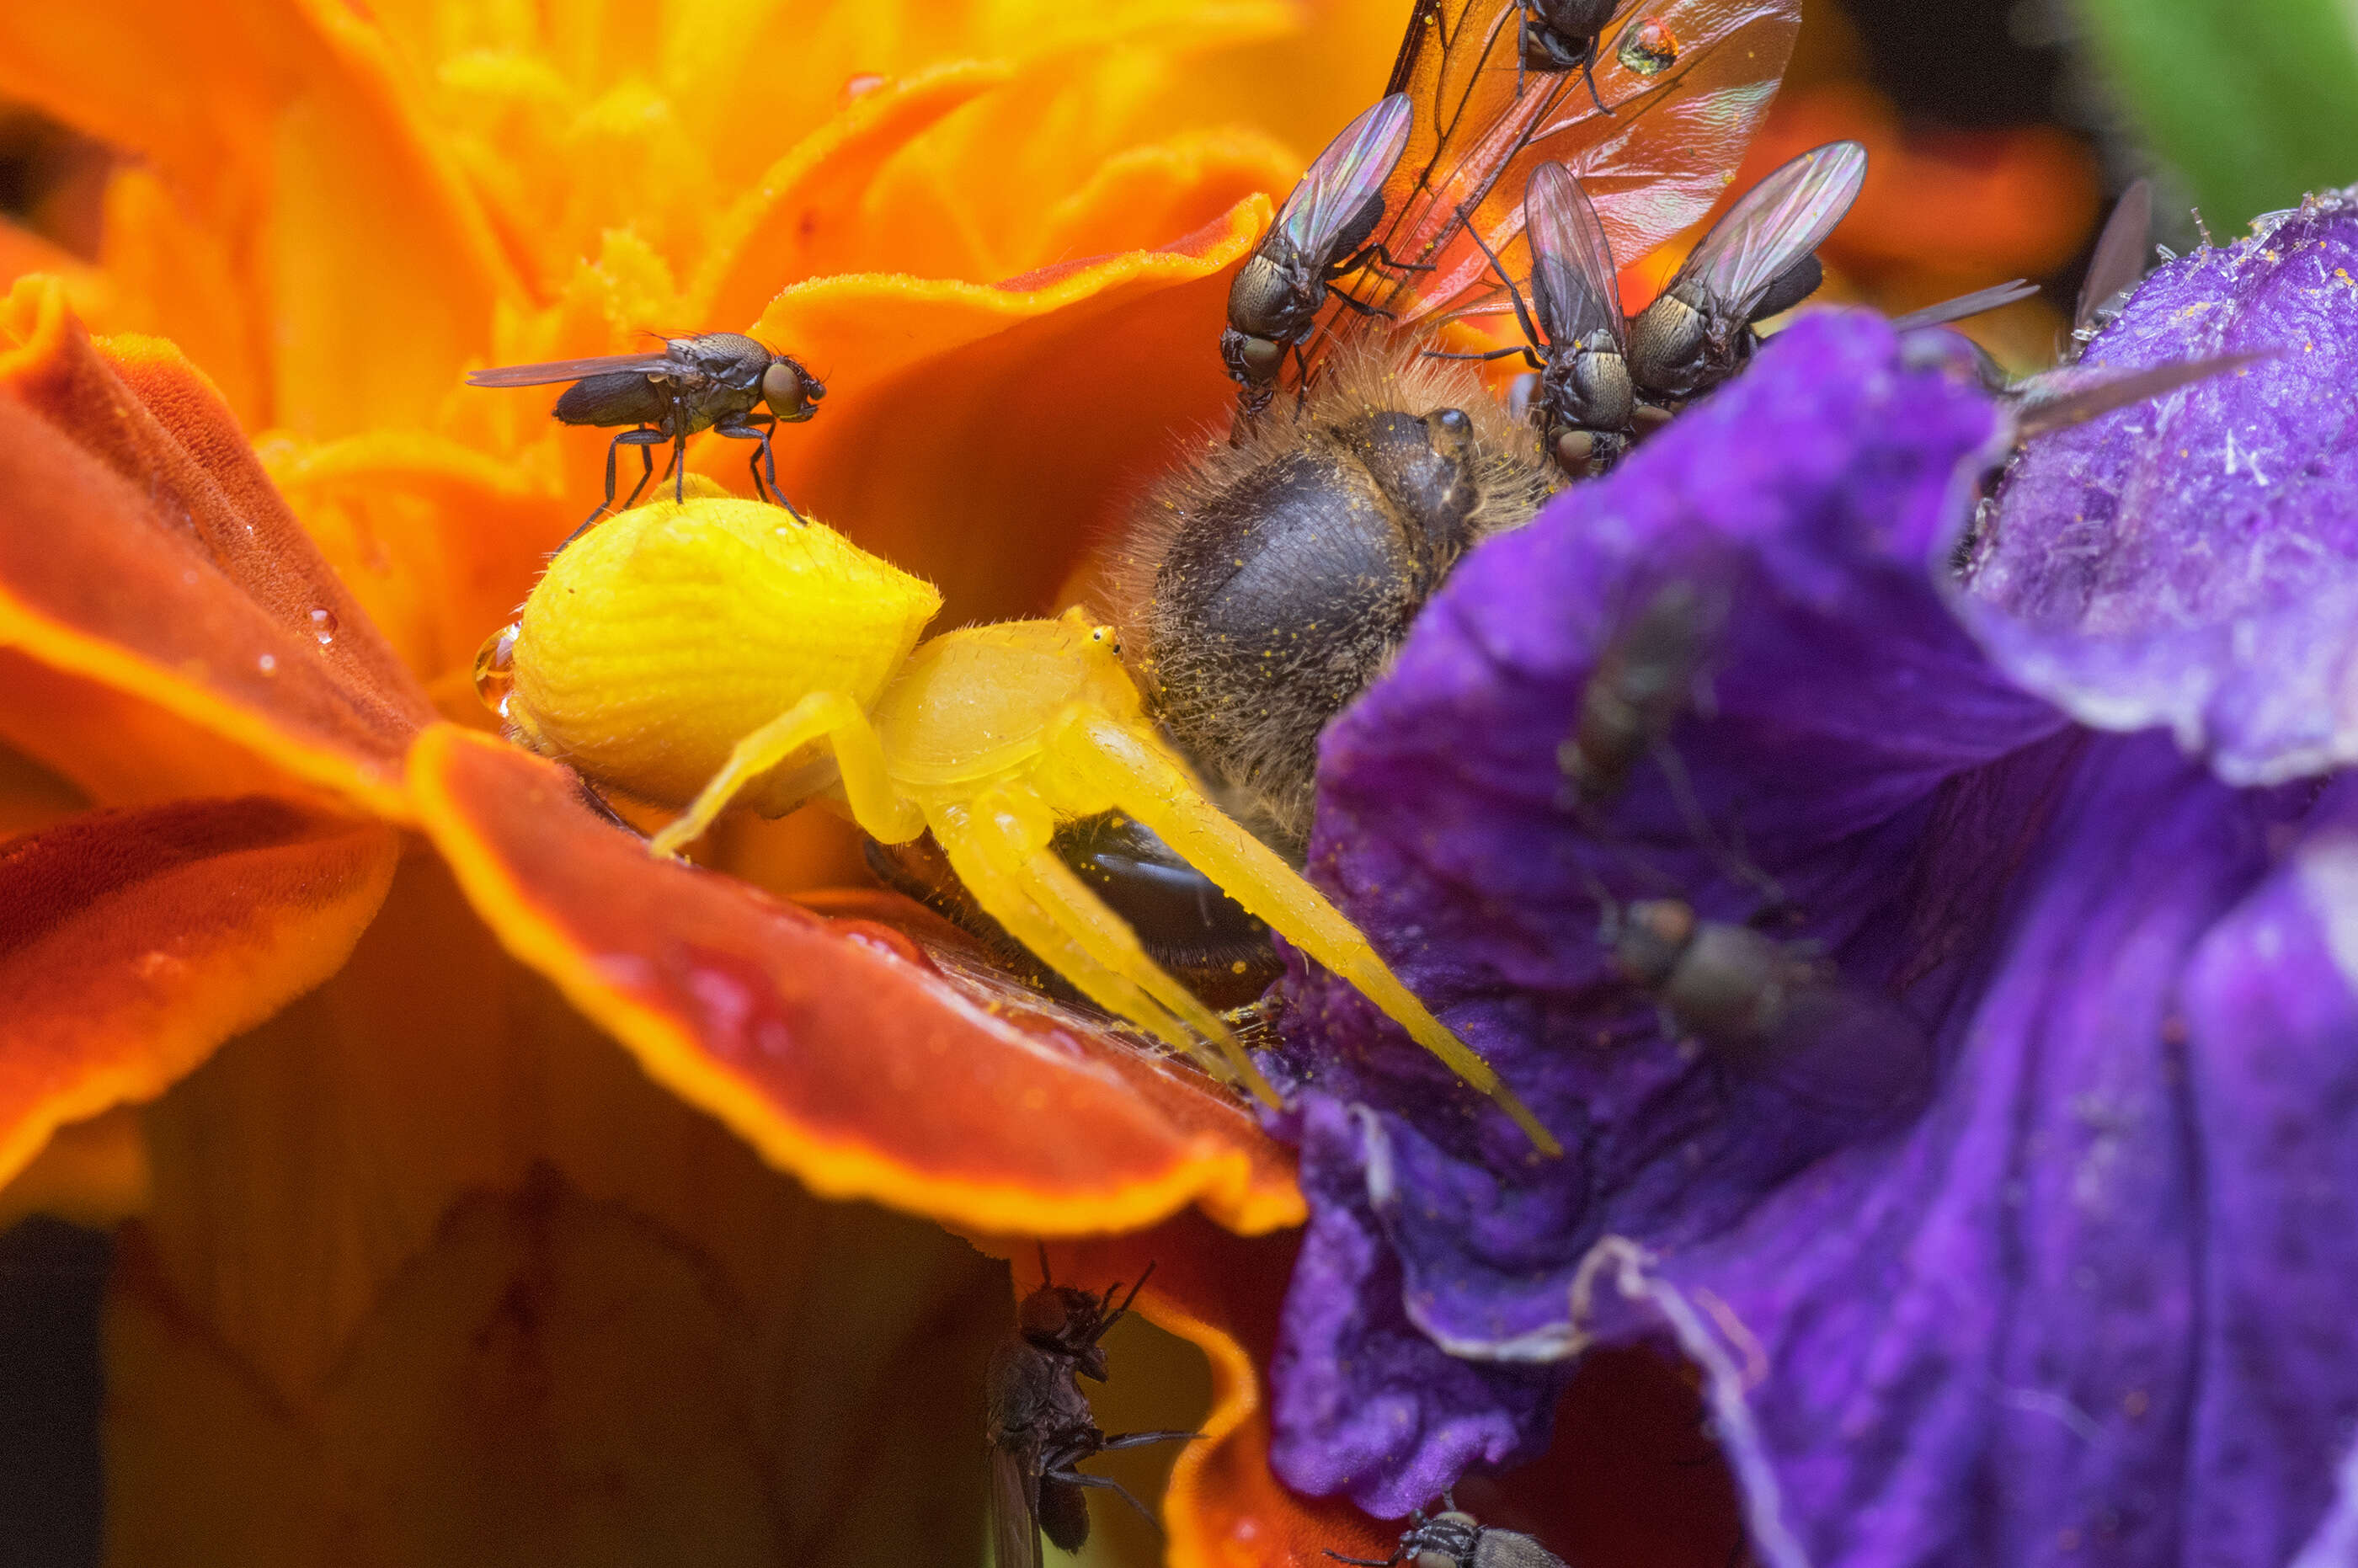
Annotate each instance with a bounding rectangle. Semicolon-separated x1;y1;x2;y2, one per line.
839;72;886;106
308;605;338;645
472;621;519;717
256;653;277;674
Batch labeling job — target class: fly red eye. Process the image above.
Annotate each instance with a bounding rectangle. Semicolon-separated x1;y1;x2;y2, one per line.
762;360;815;419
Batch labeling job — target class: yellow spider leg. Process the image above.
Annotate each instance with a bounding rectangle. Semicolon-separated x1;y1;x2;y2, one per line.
933;793;1277;1103
647;690;925;858
1052;708;1561;1157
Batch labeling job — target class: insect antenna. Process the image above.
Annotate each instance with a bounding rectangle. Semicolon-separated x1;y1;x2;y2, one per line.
1096;1260;1156;1341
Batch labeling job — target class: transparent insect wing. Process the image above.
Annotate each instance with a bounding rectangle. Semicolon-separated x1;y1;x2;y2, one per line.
2076;176;2154;333
1525;162;1625;350
463;349;678;388
1276;93;1414;263
1309;0;1800;371
1667;140;1866;322
988;1443;1044;1568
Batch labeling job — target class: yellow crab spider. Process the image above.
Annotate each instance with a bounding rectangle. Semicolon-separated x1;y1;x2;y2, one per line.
477;495;1557;1155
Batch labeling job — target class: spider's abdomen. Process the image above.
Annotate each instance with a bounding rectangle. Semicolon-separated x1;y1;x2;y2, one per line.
501;496;940;808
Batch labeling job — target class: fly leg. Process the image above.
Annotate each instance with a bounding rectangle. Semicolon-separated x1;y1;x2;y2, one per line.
713;416;802;522
1042;1468;1160;1529
563;426;666;546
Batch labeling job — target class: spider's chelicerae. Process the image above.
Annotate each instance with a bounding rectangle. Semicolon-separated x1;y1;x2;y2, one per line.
477;496;1555;1153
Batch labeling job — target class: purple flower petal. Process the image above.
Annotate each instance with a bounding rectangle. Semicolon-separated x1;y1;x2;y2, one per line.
1270;302;2358;1564
1966;187;2358;785
1271;311;2061;1507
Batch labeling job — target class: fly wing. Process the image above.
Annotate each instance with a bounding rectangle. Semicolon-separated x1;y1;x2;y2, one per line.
1275;93;1414;264
1886;279;2038;332
987;1443;1043;1568
1524;162;1626;350
464;349;677;387
1308;0;1801;373
1664;140;1867;322
2077;177;2154;333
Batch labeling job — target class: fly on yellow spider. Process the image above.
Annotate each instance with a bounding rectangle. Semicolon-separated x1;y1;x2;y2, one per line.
475;493;1556;1155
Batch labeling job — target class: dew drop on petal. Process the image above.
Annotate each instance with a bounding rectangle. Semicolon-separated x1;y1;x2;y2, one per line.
308;606;338;645
473;622;519;717
839;72;887;105
256;653;277;675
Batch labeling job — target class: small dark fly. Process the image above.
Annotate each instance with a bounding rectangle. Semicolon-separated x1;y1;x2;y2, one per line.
985;1257;1196;1568
466;332;824;536
1329;1496;1567;1567
1624;141;1866;404
1438;161;1637;477
2069;177;2156;358
1557;579;1717;814
1225;93;1416;423
1600;895;1939;1165
1299;0;1802;387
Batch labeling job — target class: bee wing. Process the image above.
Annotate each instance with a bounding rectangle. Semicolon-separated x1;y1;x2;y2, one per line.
1663;140;1866;322
1275;93;1414;264
1524;162;1627;350
1310;0;1801;372
988;1443;1043;1568
463;349;678;387
2076;176;2154;333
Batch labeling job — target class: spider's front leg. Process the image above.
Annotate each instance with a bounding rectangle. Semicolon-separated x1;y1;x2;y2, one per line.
1040;707;1561;1155
927;787;1275;1101
648;690;923;858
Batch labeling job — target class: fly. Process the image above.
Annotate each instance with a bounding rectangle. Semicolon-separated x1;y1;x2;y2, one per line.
1624;140;1866;404
466;332;824;538
1329;1494;1568;1566
985;1256;1196;1568
1437;160;1638;477
1225;93;1418;424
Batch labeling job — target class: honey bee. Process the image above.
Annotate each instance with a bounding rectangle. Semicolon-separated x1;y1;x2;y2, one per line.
1124;0;1801;860
477;495;1558;1152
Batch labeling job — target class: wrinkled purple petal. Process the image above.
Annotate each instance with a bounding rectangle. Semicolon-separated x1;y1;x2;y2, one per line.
1967;187;2358;785
1268;298;2358;1565
1270;312;2065;1508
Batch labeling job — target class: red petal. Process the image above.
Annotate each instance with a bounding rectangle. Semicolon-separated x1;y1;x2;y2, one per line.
408;724;1304;1236
0;795;399;1190
0;279;432;815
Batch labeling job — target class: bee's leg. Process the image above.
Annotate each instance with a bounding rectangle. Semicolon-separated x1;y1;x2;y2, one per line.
1043;707;1561;1155
1043;1468;1160;1529
929;791;1271;1096
646;691;922;858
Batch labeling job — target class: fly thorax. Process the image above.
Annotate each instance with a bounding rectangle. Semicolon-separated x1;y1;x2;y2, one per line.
1628;289;1713;400
1664;920;1790;1044
1227;250;1321;349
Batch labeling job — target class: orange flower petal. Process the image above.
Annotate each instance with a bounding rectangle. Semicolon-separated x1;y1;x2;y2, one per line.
0;796;399;1194
690;62;1015;328
259;429;573;688
408;723;1304;1237
1033;131;1298;264
0;280;434;815
735;198;1264;627
0;0;519;434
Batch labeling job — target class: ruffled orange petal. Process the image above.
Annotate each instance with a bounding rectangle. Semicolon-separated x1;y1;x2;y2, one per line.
257;429;573;690
0;280;433;815
690;62;1015;328
408;724;1303;1237
0;796;398;1196
735;198;1264;627
0;0;519;435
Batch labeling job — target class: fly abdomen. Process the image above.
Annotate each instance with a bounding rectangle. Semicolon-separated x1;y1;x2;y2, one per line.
552;370;670;428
